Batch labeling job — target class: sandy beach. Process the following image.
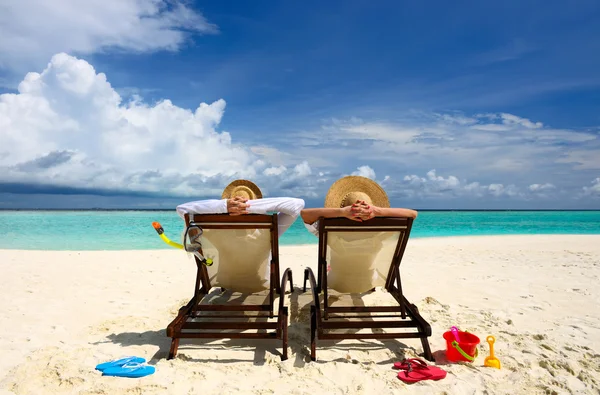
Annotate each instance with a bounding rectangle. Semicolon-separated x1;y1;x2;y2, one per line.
1;235;599;394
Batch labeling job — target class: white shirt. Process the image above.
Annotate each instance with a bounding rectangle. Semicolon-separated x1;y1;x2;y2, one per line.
304;221;319;237
176;197;305;236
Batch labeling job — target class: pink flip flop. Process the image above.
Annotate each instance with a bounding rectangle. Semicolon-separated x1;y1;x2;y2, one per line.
393;358;447;383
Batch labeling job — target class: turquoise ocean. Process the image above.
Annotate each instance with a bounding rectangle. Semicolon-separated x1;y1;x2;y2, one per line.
1;210;599;250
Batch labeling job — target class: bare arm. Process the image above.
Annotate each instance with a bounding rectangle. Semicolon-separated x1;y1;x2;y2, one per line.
372;207;418;219
302;205;418;224
301;208;344;224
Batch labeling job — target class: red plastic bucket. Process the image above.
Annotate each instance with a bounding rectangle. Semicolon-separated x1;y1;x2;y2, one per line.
443;330;480;362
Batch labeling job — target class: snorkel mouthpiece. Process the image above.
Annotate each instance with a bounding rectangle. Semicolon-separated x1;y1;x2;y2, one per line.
151;221;213;266
152;222;164;235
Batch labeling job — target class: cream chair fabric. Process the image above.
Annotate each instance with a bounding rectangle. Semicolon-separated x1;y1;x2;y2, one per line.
326;231;402;293
200;227;272;293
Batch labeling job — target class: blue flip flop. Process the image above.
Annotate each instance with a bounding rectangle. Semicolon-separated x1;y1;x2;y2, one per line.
102;362;156;378
95;356;146;372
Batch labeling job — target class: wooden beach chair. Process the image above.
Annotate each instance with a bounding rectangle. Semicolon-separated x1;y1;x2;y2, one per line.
302;217;433;361
166;213;293;360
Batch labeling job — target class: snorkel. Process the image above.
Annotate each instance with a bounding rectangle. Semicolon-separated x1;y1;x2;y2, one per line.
152;222;184;249
151;221;213;266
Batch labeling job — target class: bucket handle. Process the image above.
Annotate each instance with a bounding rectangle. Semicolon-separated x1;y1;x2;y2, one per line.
451;340;479;362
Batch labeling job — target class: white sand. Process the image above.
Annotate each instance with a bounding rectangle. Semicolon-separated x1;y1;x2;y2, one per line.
1;235;599;394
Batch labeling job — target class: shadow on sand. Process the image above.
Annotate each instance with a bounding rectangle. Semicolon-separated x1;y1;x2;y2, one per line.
98;286;434;367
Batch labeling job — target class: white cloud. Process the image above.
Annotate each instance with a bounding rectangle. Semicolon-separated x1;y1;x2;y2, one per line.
351;165;376;179
0;53;295;197
325;118;423;145
294;161;312;177
437;113;477;126
525;183;557;199
0;0;217;72
1;54;598;206
556;150;600;170
529;183;555;192
263;166;287;176
402;170;460;191
250;146;294;167
257;161;319;198
297;113;599;195
582;178;600;196
487;183;520;197
399;169;521;199
424;170;460;189
498;113;543;129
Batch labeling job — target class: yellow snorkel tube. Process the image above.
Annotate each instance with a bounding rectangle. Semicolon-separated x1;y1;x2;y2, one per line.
151;221;213;266
152;222;184;249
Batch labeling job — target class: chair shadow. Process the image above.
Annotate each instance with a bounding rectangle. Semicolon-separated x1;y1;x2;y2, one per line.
97;286;303;367
97;328;277;366
288;285;423;366
97;286;431;367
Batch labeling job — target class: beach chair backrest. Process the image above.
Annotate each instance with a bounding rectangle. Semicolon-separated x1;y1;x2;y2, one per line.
184;214;278;293
319;217;413;293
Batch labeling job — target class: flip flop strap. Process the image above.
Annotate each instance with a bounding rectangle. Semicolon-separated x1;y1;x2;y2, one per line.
121;362;146;369
405;359;429;372
401;358;429;371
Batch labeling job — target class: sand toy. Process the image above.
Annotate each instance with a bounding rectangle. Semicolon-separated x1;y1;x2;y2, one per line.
484;336;501;369
443;326;480;362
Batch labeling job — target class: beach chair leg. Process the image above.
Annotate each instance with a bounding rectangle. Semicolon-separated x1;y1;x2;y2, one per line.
303;268;309;292
281;306;289;361
168;337;180;360
310;305;317;361
421;337;434;362
288;271;294;293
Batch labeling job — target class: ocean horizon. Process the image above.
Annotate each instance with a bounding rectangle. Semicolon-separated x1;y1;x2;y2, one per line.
1;210;600;251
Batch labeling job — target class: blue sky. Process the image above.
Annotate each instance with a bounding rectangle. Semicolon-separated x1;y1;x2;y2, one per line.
0;0;599;209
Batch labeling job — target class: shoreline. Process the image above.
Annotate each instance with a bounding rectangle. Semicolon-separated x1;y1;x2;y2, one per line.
3;233;600;252
1;234;599;394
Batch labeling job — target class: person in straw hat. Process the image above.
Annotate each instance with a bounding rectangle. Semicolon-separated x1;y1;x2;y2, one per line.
176;179;305;236
301;176;418;292
301;175;417;235
175;180;304;290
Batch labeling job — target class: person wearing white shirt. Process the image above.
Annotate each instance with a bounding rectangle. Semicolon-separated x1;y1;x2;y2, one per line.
175;179;305;291
176;179;305;237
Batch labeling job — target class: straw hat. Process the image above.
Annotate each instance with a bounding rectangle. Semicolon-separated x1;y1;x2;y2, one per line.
221;179;263;200
324;176;389;208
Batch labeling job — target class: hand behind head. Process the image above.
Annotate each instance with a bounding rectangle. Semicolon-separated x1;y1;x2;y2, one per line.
227;196;250;215
351;201;374;221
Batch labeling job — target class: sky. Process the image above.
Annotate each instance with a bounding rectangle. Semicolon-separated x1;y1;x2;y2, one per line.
0;0;599;209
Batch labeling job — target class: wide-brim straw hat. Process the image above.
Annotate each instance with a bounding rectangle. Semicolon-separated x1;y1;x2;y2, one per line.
221;179;263;200
324;176;390;208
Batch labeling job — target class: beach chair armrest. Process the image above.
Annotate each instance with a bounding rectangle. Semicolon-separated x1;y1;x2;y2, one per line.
278;268;293;313
303;268;322;319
